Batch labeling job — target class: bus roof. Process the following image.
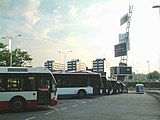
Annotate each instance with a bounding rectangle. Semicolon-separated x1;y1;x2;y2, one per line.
136;84;144;86
52;71;100;75
0;67;51;73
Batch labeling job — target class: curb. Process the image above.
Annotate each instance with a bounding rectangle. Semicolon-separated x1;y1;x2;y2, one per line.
147;92;160;103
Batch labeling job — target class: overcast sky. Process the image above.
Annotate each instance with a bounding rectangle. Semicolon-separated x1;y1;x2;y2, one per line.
0;0;160;74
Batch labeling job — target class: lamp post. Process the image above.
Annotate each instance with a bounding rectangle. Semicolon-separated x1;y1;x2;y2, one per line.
2;35;21;66
158;54;160;80
152;5;160;17
58;50;72;71
147;61;151;92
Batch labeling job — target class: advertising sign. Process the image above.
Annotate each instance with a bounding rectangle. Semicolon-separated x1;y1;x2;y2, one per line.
120;13;128;26
114;43;127;57
119;33;126;43
110;66;132;75
119;32;130;50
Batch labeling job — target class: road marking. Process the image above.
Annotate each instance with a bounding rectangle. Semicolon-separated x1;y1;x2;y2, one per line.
48;106;60;111
89;100;93;102
25;117;36;120
72;104;78;107
61;107;68;110
81;101;87;104
45;111;55;115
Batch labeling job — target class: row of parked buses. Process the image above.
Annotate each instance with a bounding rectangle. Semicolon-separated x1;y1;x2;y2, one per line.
101;76;126;95
0;67;125;112
52;71;126;98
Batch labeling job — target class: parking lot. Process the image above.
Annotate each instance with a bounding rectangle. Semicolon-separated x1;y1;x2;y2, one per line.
1;93;160;120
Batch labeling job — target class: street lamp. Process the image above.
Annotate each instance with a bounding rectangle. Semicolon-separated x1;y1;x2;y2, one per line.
58;50;72;71
158;54;160;80
147;61;151;92
2;35;21;66
152;5;160;16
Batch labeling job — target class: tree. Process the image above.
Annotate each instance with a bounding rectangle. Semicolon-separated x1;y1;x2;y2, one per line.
147;71;159;80
0;42;33;66
0;42;7;48
128;75;133;80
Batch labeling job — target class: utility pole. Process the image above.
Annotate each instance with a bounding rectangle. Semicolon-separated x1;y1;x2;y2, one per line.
2;35;21;66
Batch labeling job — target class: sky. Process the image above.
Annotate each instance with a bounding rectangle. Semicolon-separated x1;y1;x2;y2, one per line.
0;0;160;74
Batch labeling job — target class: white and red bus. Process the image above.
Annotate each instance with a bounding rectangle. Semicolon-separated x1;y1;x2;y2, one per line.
0;67;57;112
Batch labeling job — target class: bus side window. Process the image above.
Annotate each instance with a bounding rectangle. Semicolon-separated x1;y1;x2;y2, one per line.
42;80;49;88
0;78;5;91
7;77;24;91
30;79;36;90
28;76;36;90
38;78;50;90
57;79;61;87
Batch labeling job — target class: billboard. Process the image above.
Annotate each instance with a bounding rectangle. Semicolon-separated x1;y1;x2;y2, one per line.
110;66;132;75
119;32;130;50
120;13;128;26
114;43;127;57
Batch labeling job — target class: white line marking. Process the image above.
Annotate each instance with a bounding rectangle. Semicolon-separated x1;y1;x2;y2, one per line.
61;107;68;111
81;101;87;104
72;104;78;107
89;100;93;102
45;111;54;115
48;106;60;111
25;117;36;120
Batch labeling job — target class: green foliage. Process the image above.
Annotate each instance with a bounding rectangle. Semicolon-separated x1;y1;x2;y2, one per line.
147;71;159;80
128;75;133;80
0;42;7;48
0;42;33;66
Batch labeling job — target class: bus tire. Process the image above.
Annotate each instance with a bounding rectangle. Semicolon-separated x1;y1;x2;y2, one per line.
78;90;86;98
10;97;26;112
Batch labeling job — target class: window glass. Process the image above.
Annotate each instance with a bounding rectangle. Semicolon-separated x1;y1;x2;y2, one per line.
28;76;36;90
37;74;51;91
0;77;6;91
54;74;90;87
7;77;24;91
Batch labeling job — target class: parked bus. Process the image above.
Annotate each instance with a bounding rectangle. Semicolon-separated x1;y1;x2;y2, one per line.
0;67;57;112
101;76;125;95
52;71;103;98
136;84;144;94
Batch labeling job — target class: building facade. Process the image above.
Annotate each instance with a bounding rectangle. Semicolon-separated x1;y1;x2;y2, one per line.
44;60;64;72
67;59;86;71
92;58;107;76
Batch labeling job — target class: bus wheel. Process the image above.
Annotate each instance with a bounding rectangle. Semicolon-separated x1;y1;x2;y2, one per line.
10;97;26;112
78;90;86;98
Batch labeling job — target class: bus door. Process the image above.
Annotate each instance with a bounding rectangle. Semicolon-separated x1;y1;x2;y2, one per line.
37;77;51;105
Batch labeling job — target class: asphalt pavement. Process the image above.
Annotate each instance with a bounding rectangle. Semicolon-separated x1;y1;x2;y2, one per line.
0;92;160;120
